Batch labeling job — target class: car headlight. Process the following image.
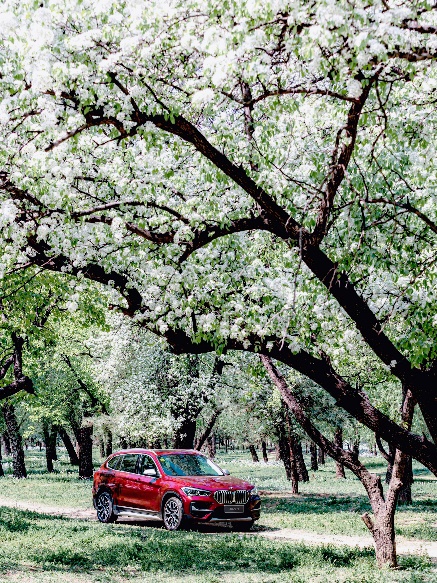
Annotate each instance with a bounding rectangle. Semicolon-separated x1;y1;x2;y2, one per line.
250;486;258;496
181;487;211;497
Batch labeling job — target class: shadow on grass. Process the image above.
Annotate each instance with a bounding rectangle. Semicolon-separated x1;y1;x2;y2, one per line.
0;507;432;577
35;529;376;574
0;506;377;575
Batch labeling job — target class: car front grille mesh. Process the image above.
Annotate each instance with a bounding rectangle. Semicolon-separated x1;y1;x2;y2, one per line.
213;489;249;504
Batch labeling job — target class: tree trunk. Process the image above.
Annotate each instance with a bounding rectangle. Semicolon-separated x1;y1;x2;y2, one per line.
275;443;281;461
353;437;360;458
362;506;397;568
249;444;259;462
334;428;346;478
173;418;197;449
207;433;216;459
318;445;325;465
385;443;396;484
99;438;105;458
294;439;309;482
42;421;57;473
262;441;268;463
260;355;414;568
104;427;113;457
398;456;413;505
2;432;11;456
278;440;290;480
278;405;299;492
194;409;222;451
57;426;79;466
288;438;299;493
0;439;4;477
2;402;26;478
77;424;93;479
310;441;318;471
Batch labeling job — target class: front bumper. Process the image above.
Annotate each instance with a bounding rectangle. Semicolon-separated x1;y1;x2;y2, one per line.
187;495;261;522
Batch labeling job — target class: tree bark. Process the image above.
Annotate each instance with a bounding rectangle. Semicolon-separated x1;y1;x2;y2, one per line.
1;402;26;478
194;408;222;451
56;426;79;466
207;433;216;459
104;427;113;457
318;445;325;465
2;432;11;456
310;441;319;471
77;424;93;479
278;434;298;493
262;441;268;463
334;428;346;478
353;436;360;458
173;418;197;449
249;444;259;462
275;443;281;461
42;421;57;473
294;439;309;482
0;439;4;477
398;457;413;505
260;354;416;568
283;405;299;493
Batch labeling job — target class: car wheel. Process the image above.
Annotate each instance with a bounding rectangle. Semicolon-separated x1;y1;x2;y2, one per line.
232;520;254;532
163;496;184;531
96;491;117;523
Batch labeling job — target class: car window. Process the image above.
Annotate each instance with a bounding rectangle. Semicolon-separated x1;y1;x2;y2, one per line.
107;455;121;470
158;454;223;476
138;454;159;475
119;454;138;474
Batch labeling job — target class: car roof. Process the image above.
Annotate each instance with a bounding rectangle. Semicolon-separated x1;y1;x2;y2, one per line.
108;448;202;456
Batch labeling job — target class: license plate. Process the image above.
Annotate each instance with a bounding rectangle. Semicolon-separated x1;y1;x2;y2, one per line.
224;505;244;514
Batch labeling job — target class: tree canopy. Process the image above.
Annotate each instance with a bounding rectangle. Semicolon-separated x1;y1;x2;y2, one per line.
1;1;437;471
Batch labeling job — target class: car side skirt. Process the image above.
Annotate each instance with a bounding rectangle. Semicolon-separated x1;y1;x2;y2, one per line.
113;505;162;520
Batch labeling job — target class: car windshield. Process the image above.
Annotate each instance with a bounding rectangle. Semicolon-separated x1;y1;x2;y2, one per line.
157;454;223;476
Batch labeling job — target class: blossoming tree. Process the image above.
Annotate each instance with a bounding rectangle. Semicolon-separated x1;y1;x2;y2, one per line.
1;0;437;562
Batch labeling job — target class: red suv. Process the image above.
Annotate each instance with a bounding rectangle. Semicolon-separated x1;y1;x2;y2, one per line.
92;449;261;531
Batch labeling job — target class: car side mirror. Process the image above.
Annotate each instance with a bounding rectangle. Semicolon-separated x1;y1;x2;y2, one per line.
222;469;230;475
143;468;157;477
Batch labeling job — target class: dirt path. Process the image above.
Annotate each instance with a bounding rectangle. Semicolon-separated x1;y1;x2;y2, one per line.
0;496;95;519
1;495;436;560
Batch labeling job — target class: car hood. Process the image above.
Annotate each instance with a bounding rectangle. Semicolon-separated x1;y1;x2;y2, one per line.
167;475;253;490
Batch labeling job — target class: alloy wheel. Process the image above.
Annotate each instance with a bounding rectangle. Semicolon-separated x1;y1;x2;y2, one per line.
96;491;113;522
163;497;183;530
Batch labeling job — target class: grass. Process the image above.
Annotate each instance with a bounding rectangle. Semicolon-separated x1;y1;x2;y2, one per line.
0;507;432;583
0;448;436;582
222;453;437;541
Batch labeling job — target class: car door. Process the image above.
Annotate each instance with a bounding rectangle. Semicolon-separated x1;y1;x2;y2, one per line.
117;454;141;509
131;454;162;512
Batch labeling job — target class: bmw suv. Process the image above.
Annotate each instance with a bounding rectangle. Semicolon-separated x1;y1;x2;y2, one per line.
92;449;261;530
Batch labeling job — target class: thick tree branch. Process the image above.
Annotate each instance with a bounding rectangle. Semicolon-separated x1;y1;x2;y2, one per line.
164;328;437;475
311;75;374;244
259;353;390;517
363;197;437;235
0;334;33;400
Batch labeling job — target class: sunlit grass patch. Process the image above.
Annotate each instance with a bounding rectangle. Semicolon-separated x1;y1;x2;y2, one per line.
0;508;433;582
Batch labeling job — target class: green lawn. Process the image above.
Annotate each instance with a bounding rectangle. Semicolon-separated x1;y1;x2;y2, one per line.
0;507;432;583
0;448;436;582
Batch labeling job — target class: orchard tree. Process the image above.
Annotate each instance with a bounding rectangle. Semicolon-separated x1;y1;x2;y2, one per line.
0;269;107;476
91;318;229;449
1;0;437;517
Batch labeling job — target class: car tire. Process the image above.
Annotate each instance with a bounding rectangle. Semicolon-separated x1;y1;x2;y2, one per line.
231;520;254;532
96;491;117;523
162;496;184;531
